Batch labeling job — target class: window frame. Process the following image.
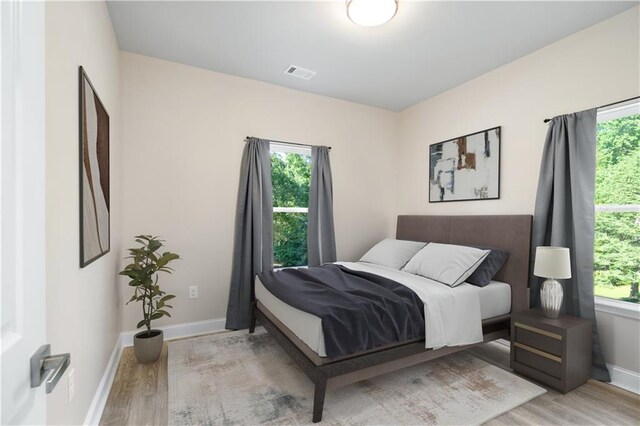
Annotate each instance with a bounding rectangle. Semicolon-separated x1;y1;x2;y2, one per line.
593;99;640;311
270;143;312;268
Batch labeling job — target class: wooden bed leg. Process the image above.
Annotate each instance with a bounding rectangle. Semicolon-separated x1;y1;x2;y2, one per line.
312;377;327;423
249;301;257;334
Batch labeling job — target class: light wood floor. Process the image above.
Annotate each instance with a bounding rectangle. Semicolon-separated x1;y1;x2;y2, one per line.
100;335;640;425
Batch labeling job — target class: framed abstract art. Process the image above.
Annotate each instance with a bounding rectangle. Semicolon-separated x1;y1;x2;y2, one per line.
79;67;110;267
429;126;501;203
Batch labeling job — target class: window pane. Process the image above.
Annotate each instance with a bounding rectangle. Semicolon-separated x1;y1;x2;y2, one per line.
595;113;639;206
273;212;308;267
594;112;639;303
271;152;311;208
594;212;639;304
271;150;312;267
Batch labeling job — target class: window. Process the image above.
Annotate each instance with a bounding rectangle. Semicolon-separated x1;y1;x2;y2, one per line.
594;100;640;304
271;143;312;267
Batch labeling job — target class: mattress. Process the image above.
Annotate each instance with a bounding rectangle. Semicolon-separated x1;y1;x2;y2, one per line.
255;264;511;357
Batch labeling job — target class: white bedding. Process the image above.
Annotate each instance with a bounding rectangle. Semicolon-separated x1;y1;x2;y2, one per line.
255;262;511;357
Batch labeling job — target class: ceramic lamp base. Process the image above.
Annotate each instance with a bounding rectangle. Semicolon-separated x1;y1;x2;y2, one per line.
540;279;563;319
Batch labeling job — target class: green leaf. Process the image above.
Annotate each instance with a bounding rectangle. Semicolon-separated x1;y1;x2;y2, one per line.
148;239;162;253
157;252;180;268
136;320;147;329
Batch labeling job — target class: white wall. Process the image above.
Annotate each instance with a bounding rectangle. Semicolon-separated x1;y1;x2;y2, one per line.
119;52;399;330
396;7;640;374
45;2;122;424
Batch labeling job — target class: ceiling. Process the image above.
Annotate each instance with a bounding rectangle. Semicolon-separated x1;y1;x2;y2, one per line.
107;1;637;112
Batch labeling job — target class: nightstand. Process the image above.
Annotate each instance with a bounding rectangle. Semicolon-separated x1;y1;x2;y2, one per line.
511;309;592;393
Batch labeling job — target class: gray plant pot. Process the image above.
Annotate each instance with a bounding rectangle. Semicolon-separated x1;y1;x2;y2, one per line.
133;329;163;364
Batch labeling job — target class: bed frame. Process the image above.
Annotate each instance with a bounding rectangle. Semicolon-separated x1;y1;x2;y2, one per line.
250;215;532;422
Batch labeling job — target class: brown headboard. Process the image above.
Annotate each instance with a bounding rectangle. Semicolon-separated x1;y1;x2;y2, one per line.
396;215;532;313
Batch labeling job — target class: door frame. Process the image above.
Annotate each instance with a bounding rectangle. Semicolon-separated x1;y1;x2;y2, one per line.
1;0;47;424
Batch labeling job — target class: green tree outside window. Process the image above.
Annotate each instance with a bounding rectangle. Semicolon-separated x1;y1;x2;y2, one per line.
594;113;640;303
271;151;311;267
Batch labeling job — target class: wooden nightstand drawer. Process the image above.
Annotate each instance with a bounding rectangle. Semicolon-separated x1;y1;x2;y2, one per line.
512;361;563;390
511;309;592;393
514;322;563;357
514;343;562;379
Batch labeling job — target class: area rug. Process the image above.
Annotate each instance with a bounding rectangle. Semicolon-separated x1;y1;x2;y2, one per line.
168;330;545;425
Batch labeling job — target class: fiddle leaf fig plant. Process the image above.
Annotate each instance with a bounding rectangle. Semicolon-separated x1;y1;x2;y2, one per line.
119;235;181;335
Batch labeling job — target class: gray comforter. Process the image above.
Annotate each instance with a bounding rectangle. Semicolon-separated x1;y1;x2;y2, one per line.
257;264;425;358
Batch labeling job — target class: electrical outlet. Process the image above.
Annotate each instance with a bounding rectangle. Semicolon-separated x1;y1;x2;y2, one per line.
188;286;198;299
68;368;75;402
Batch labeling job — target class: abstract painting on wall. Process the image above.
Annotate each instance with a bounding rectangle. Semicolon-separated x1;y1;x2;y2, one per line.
79;67;110;267
429;126;501;203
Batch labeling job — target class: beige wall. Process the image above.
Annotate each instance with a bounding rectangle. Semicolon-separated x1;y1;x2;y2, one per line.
397;6;639;215
396;7;640;373
45;2;122;424
119;52;399;330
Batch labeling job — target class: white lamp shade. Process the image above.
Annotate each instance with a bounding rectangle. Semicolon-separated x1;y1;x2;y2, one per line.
347;0;398;27
534;246;572;279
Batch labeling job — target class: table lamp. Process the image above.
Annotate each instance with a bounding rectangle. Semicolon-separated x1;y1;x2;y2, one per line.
534;246;571;319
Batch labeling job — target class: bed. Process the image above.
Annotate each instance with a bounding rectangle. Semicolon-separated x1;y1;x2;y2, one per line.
250;215;532;422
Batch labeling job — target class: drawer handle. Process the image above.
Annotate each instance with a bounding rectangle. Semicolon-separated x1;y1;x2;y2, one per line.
514;322;562;340
514;342;562;363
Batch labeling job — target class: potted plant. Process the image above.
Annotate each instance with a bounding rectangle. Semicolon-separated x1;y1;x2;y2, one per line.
120;235;180;363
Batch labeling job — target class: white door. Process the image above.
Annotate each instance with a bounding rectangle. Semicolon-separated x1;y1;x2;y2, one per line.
1;1;47;424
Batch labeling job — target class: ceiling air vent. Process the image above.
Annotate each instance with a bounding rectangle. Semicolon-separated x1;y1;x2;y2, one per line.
284;65;316;80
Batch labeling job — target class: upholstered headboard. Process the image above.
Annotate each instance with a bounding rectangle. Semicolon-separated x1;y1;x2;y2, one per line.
396;215;532;313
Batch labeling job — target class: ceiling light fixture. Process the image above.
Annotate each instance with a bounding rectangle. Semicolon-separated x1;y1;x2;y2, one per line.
347;0;398;27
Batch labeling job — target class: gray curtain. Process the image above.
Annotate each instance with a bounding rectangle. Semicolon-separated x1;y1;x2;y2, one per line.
308;146;336;266
225;138;273;330
531;109;610;381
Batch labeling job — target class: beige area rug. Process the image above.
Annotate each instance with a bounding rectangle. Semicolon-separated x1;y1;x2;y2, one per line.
168;330;545;425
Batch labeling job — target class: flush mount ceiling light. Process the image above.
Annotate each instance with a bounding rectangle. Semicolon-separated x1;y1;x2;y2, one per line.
347;0;398;27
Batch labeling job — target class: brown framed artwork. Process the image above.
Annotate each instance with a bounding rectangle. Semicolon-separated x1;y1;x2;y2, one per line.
79;66;110;267
429;126;501;203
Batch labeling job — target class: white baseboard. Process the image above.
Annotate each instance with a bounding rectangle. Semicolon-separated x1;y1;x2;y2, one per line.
120;317;227;347
84;317;226;425
607;363;640;395
83;338;123;425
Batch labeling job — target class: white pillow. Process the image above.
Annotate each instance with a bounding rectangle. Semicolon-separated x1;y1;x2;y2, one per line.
359;239;427;270
402;243;490;287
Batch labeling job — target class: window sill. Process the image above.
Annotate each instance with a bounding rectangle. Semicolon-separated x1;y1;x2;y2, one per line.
273;265;308;271
595;296;640;321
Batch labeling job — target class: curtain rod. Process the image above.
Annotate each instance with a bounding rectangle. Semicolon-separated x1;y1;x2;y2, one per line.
543;95;640;123
244;136;331;150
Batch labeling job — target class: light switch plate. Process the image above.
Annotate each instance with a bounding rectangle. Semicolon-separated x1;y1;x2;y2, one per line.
68;368;75;402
